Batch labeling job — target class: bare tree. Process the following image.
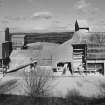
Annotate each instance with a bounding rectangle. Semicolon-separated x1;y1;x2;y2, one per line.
24;66;54;97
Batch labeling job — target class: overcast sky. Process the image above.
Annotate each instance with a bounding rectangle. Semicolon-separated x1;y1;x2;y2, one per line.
0;0;105;32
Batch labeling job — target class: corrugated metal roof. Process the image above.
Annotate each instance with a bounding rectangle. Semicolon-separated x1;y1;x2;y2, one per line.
72;31;89;44
72;31;105;45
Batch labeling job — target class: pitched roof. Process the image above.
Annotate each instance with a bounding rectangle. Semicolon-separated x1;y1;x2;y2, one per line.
72;31;105;45
52;38;73;66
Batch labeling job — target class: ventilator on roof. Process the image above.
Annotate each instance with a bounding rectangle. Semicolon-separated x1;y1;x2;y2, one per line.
75;20;89;32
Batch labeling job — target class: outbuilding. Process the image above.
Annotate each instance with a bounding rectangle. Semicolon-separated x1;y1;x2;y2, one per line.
12;35;27;49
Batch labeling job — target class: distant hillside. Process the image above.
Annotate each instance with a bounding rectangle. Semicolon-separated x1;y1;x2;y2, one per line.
10;32;74;44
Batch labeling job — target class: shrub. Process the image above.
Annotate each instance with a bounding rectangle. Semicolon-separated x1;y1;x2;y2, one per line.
24;66;54;97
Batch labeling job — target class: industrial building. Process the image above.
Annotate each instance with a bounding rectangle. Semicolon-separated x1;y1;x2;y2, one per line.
0;28;12;70
52;20;105;75
3;20;105;75
12;34;27;49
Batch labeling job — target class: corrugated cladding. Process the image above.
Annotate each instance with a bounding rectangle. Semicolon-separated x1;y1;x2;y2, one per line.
12;35;26;48
0;29;10;43
0;31;5;43
0;44;3;59
72;31;105;60
0;42;11;59
87;33;105;60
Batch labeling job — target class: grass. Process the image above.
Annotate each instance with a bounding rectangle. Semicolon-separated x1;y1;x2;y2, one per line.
0;94;105;105
1;68;105;105
0;82;105;105
0;77;105;105
65;89;105;105
0;79;17;94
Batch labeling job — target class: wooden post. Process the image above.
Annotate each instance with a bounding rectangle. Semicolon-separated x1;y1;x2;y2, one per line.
3;67;7;77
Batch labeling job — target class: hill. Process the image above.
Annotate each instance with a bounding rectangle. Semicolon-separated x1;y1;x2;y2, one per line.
10;32;74;44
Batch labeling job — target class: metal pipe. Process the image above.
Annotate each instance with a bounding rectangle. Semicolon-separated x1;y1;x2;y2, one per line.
6;60;37;73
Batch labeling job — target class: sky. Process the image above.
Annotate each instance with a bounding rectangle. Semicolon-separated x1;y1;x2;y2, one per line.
0;0;105;32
